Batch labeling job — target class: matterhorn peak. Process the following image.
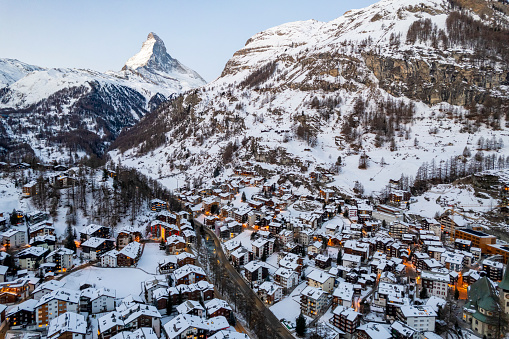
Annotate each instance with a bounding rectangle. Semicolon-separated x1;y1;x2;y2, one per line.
122;32;206;90
124;32;170;70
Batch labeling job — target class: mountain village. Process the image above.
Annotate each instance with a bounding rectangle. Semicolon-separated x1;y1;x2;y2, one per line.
1;0;509;338
0;157;507;339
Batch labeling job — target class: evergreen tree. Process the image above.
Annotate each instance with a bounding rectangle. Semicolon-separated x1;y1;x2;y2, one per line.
419;286;428;299
241;191;247;202
64;224;77;253
296;313;307;336
166;292;173;315
454;287;459;300
336;250;342;265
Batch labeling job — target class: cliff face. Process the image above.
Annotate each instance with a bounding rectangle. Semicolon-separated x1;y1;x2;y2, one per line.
364;53;509;106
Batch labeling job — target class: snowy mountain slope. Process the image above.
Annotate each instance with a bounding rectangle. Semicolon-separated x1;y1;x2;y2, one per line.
110;0;509;196
0;33;205;161
0;58;44;88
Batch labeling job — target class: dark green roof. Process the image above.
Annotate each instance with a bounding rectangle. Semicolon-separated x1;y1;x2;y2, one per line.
467;277;498;312
499;263;509;291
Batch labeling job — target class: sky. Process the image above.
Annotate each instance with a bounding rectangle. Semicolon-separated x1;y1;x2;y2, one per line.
0;0;378;83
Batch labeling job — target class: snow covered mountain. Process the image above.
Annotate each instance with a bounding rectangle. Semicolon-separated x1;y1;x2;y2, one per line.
121;32;206;91
111;0;509;196
0;58;44;88
0;33;205;162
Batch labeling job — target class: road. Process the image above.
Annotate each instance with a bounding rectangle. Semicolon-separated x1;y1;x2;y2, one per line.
198;222;294;339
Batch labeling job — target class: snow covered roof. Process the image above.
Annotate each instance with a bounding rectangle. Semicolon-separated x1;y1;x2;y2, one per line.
163;314;209;338
333;282;354;300
205;298;232;314
33;279;65;294
6;298;38;316
16;246;48;258
176;300;204;315
119;241;141;258
174;264;205;280
274;267;296;278
332;306;360;321
243;260;270;273
258;281;281;296
307;269;334;284
2;229;25;237
29;222;55;233
30;234;56;244
81;236;108;248
81;223;108;235
48;311;87;336
209;330;250;339
301;285;326;300
0;265;8;275
357;322;391;339
36;288;80;307
399;305;437;318
81;287;116;301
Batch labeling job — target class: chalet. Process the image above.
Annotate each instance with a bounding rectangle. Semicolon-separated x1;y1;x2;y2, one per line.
101;250;119;268
243;261;270;283
117;241;142;267
439;214;469;240
1;229;26;249
223;240;242;258
182;229;196;244
0;278;30;303
307;269;335;293
32;280;66;300
150;198;168;212
158;256;178;274
80;287;116;314
396;305;436;332
315;254;332;270
205;298;232;318
29;222;55;238
29;234;56;250
145;278;169;305
278;229;293;245
98;303;161;339
482;259;504;281
274;267;298;290
174;264;206;285
22;181;37;197
176;300;205;317
47;311;87;339
163;314;229;339
35;288;80;327
278;252;304;273
116;226;142;249
332;282;354;309
230;247;251;267
257;282;282;304
166;235;186;254
6;298;37;328
332;306;361;334
157;210;177;224
300;286;328;317
80;224;111;242
355;322;392;339
421;271;451;299
252;237;275;259
81;237;115;260
389;190;411;204
16;246;49;270
45;248;74;272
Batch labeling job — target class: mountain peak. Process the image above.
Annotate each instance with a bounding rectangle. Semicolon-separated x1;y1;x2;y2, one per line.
124;32;170;70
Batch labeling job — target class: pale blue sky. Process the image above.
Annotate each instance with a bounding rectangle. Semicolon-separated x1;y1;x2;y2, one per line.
0;0;378;82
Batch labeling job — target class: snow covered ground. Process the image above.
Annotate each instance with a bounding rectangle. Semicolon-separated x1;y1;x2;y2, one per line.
60;266;157;298
270;281;310;325
137;243;165;274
